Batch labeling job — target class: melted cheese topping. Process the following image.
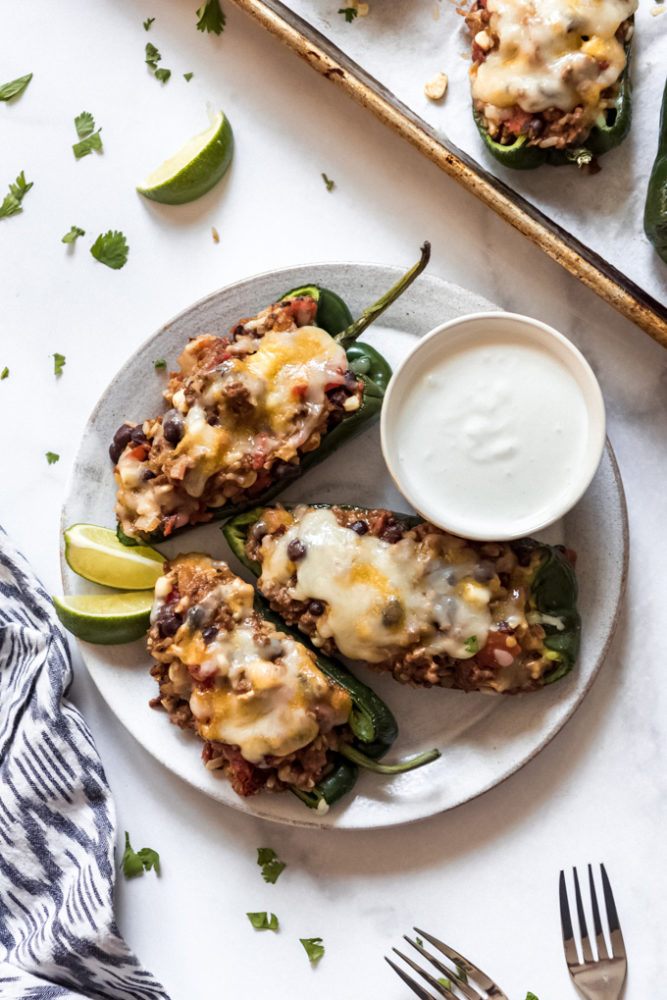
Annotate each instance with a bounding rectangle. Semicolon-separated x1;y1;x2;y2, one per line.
259;508;494;663
152;557;350;764
472;0;636;113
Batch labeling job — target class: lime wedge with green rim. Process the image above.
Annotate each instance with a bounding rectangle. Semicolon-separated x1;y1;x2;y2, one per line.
65;523;164;590
137;110;233;205
53;591;153;644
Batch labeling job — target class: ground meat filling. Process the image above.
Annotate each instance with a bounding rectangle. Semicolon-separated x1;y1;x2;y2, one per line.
247;505;560;695
147;554;352;798
465;1;635;150
111;295;363;539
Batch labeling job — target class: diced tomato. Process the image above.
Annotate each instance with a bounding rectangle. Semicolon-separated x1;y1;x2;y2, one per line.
291;383;308;399
503;106;534;136
127;445;149;462
476;629;517;670
252;432;270;470
222;745;268;796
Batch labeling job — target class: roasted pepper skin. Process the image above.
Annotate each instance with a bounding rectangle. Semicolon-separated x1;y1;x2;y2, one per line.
223;507;400;809
644;76;667;265
224;505;581;688
473;40;633;170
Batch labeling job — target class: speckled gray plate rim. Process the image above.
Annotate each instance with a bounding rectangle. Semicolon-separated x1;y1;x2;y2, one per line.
60;261;629;830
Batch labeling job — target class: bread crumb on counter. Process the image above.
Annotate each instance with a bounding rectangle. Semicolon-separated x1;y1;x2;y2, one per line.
424;72;449;101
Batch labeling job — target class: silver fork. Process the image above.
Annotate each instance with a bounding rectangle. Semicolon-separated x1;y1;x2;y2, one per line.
385;927;508;1000
559;864;627;1000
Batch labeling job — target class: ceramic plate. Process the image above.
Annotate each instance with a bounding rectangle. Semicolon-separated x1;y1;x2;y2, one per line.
60;262;628;830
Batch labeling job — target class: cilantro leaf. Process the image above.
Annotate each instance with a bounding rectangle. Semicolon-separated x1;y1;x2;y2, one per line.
75;111;95;138
145;42;161;69
0;172;33;220
45;452;60;465
300;937;325;963
122;832;160;877
62;225;85;244
247;912;279;931
438;978;451;989
154;359;167;370
53;353;66;376
196;0;226;34
1;367;8;380
464;635;479;655
416;937;423;947
257;847;286;884
184;72;194;81
525;994;539;1000
321;172;335;192
73;131;103;158
0;73;33;102
90;230;129;270
338;7;358;21
155;67;171;83
143;16;155;30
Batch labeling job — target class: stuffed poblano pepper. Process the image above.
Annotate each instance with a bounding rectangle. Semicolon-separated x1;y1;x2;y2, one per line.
464;0;636;170
644;76;667;265
224;505;581;694
148;553;439;811
111;245;430;546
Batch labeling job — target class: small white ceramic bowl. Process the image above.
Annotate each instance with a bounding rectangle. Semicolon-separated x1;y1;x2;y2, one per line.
380;311;606;540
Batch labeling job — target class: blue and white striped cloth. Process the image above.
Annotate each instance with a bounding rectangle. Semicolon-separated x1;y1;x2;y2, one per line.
0;527;170;1000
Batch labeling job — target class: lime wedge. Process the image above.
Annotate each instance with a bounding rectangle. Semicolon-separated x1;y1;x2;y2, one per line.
137;110;233;205
65;523;164;590
53;591;153;645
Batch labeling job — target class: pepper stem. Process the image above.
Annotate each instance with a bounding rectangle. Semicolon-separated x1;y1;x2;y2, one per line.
340;743;440;774
335;242;431;348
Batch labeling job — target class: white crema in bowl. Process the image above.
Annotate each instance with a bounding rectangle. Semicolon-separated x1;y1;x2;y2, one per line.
381;313;605;540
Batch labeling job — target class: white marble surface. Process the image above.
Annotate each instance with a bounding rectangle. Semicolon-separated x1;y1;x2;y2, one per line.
1;0;665;997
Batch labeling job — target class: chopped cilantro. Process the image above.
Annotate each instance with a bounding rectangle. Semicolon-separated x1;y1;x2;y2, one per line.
0;172;33;220
338;7;358;21
1;367;8;380
300;937;325;963
464;635;479;655
184;72;194;81
46;452;60;465
438;978;451;989
457;966;469;984
415;936;423;947
247;912;279;931
154;359;167;370
525;994;539;1000
53;353;66;376
90;230;129;270
143;16;155;30
73;112;102;158
0;73;33;102
62;225;85;244
155;67;171;83
321;172;335;192
122;832;160;878
196;0;226;34
75;111;95;138
145;42;161;69
257;847;286;884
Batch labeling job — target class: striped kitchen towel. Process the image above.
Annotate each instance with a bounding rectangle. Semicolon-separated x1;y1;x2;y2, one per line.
0;527;170;1000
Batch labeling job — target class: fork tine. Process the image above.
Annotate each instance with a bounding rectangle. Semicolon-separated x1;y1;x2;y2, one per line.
601;863;627;959
385;955;440;1000
404;938;481;1000
573;866;595;963
587;863;609;960
558;870;580;967
392;948;463;1000
413;927;507;998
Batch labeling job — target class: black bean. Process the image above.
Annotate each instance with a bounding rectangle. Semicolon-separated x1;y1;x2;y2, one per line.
130;425;148;445
273;460;297;481
206;413;220;427
186;605;206;631
382;598;404;628
309;600;325;617
202;625;219;644
473;563;495;583
349;520;368;536
447;572;457;586
109;423;134;463
251;521;269;542
143;469;156;481
287;538;307;561
499;572;511;588
328;387;347;407
382;522;404;544
157;608;182;639
163;409;185;445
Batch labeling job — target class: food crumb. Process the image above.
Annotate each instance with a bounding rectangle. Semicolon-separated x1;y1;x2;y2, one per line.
357;2;369;14
425;72;448;101
212;226;220;243
651;6;665;14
